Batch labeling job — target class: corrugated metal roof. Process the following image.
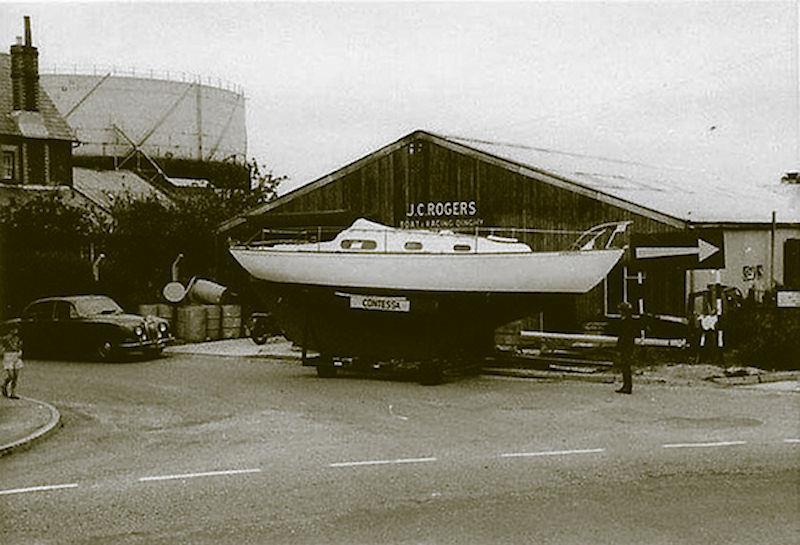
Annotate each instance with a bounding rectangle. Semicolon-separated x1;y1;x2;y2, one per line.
72;168;173;211
442;134;799;225
0;53;75;141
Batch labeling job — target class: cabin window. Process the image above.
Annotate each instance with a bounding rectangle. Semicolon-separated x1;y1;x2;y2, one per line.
341;239;377;250
404;241;423;251
453;244;472;252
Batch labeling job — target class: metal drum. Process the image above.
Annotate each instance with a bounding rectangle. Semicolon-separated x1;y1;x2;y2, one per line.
176;305;207;343
221;304;241;339
138;304;160;317
187;278;228;305
157;303;175;325
205;305;222;341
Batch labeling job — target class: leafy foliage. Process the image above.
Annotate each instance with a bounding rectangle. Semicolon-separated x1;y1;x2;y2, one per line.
0;191;107;248
101;160;283;307
246;158;285;207
1;159;283;316
735;303;800;371
0;192;106;316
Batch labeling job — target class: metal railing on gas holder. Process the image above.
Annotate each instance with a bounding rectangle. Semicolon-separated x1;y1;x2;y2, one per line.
41;64;246;95
237;221;631;254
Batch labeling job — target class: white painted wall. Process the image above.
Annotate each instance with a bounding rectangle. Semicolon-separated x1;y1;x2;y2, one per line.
688;227;800;297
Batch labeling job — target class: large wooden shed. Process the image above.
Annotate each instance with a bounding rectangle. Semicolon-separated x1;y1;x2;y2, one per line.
220;130;798;329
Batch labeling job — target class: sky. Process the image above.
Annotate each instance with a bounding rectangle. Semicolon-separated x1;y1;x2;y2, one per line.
1;1;797;195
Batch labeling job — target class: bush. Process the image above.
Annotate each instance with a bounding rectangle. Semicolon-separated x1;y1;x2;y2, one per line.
0;192;105;316
102;192;233;306
735;306;800;370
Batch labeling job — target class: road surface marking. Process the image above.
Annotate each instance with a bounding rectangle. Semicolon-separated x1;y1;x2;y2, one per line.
329;457;437;468
784;439;800;444
500;448;605;458
139;468;262;482
662;441;746;449
388;404;409;421
0;483;79;496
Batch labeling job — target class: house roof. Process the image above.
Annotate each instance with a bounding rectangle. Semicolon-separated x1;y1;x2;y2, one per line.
0;53;75;141
218;130;799;233
0;183;109;220
72;167;174;213
0;168;172;221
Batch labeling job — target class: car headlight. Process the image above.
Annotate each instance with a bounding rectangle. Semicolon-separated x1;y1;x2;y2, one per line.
158;322;168;332
134;326;145;338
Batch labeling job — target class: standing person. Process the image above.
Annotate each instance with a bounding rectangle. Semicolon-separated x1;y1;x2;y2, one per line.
614;301;638;395
2;324;23;400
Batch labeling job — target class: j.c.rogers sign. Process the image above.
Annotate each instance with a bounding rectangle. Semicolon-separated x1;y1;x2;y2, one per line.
400;200;483;229
405;200;477;218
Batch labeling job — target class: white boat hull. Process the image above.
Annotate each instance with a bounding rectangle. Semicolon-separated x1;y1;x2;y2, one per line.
230;248;624;294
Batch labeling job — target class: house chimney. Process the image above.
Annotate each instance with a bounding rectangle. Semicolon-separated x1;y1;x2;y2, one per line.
10;16;39;111
24;15;32;46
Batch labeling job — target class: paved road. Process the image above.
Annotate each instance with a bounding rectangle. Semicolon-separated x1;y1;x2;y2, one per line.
1;354;798;544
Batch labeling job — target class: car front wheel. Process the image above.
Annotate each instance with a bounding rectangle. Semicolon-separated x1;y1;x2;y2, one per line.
147;345;164;359
96;340;116;362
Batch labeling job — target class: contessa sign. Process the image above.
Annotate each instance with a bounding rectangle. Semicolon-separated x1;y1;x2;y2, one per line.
401;200;483;229
349;294;411;313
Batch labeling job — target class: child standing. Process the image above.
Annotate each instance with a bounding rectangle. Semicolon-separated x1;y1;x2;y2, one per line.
2;326;23;399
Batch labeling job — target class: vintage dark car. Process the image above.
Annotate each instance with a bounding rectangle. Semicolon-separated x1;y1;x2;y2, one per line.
21;295;173;361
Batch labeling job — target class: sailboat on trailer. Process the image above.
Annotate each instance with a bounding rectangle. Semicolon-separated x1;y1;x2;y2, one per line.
229;219;630;374
231;218;629;294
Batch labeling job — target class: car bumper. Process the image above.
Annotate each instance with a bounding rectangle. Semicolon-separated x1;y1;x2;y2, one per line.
118;336;174;352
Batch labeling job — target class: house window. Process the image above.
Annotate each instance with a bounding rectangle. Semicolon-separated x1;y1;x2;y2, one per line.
1;150;16;182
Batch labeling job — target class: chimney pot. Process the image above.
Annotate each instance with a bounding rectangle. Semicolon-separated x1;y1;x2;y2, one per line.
24;16;32;46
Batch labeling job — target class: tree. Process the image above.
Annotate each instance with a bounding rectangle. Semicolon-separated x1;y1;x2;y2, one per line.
0;192;107;317
246;158;285;207
100;158;285;307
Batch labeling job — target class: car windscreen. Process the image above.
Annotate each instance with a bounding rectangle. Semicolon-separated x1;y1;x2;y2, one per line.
74;297;123;317
23;301;54;320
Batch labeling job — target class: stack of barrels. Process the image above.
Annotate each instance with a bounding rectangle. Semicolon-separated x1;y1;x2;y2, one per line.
137;303;176;324
138;303;242;343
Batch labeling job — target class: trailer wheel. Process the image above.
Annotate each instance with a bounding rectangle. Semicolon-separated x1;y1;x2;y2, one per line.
316;357;338;378
351;357;377;373
250;314;271;345
418;361;443;386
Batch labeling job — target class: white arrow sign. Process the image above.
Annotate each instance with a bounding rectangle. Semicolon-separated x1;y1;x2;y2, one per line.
635;238;720;262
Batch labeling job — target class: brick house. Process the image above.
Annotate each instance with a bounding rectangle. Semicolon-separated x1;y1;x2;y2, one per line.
0;16;75;188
